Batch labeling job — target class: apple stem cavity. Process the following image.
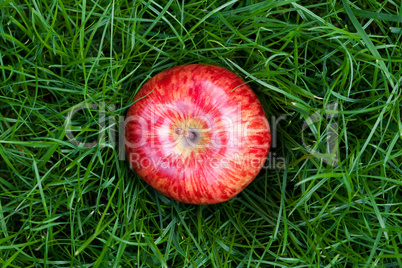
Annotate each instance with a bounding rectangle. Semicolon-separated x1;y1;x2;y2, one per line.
175;127;201;148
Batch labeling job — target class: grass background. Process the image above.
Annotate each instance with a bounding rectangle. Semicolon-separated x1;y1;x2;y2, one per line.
1;0;402;267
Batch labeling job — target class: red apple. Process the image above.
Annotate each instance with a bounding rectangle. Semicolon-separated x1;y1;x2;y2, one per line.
125;64;271;204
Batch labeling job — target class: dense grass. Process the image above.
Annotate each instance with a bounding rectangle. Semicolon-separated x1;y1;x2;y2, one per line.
1;0;402;267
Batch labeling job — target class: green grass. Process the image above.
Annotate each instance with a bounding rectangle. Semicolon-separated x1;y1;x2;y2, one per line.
1;0;402;267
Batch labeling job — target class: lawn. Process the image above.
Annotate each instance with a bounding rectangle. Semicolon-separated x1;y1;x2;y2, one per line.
1;0;402;267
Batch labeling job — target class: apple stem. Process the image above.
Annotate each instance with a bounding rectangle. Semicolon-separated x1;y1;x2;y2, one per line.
175;127;183;135
175;127;195;140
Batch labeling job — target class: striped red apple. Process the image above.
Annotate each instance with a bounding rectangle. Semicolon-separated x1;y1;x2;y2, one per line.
125;64;271;204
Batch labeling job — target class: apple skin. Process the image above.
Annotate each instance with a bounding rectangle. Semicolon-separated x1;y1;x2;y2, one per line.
125;64;271;204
